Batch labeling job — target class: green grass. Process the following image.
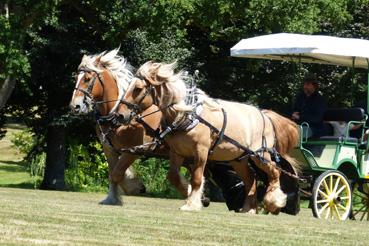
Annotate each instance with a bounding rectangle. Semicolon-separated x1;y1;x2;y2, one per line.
0;123;35;189
0;188;368;246
0;123;368;245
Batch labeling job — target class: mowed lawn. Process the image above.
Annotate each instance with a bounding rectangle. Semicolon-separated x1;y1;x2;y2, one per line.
0;123;34;189
1;124;368;245
0;188;368;246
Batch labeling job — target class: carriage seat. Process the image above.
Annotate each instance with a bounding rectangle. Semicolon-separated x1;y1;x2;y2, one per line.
320;107;366;142
317;136;358;143
323;107;365;122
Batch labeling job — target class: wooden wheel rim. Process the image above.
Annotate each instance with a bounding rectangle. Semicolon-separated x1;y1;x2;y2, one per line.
313;172;352;220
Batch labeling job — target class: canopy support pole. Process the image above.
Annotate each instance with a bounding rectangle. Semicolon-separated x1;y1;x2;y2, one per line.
352;57;356;107
298;54;302;83
367;59;369;113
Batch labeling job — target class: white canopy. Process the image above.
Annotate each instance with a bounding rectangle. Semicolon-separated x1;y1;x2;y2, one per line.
230;33;369;69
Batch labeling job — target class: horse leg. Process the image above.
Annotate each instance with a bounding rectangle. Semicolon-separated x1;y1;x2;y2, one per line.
100;147;144;206
231;160;257;214
251;153;286;214
167;151;190;197
111;153;144;193
99;145;122;205
180;147;207;211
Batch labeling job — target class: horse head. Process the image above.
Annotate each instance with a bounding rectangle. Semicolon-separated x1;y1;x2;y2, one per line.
117;77;157;125
70;56;104;114
70;49;133;116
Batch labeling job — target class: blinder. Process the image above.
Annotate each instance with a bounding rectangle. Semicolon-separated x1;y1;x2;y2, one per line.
74;67;105;103
118;83;157;125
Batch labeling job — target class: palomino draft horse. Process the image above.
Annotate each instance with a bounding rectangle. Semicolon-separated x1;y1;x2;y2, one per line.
118;61;300;213
70;49;164;205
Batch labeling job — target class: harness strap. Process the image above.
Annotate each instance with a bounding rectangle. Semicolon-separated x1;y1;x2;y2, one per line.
135;116;161;138
209;108;227;155
97;123;120;155
196;114;255;158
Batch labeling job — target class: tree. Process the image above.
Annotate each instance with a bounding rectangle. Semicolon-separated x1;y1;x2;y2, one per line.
5;0;369;191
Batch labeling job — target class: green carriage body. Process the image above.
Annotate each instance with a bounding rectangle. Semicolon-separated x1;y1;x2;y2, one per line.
294;118;369;180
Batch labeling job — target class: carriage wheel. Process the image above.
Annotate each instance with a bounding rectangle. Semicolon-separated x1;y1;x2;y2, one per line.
351;183;369;221
312;170;352;220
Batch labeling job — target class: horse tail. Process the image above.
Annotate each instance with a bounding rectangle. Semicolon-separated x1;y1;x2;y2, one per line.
262;109;301;172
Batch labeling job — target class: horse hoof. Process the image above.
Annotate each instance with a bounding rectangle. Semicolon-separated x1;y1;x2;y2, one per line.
238;207;257;214
99;198;123;206
263;187;286;214
201;197;210;207
179;203;202;211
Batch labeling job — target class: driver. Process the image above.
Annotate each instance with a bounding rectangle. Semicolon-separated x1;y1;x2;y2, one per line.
291;73;327;138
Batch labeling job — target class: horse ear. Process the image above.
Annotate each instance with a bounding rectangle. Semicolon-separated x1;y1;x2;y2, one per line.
94;55;102;66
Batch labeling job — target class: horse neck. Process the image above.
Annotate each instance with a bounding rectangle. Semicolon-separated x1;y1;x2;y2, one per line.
98;70;120;116
153;84;182;124
162;107;184;125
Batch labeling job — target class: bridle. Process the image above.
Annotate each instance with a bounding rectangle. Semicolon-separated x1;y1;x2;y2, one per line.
118;81;159;125
73;67;105;105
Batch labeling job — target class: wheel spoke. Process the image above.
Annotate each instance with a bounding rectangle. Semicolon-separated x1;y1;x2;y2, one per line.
339;196;350;200
353;205;366;216
338;203;349;212
318;202;329;217
354;192;367;200
318;189;329;199
316;199;329;204
323;179;330;195
360;210;367;221
330;175;333;193
335;185;346;196
332;177;341;194
325;206;331;219
333;204;342;220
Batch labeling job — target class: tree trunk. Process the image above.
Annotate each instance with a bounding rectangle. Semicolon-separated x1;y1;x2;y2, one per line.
0;4;16;110
40;125;66;190
0;76;16;110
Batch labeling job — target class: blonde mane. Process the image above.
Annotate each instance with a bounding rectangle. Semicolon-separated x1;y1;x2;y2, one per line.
79;48;134;112
136;61;218;112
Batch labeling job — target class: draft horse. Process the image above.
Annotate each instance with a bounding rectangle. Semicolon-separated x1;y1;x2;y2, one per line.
117;61;300;214
70;49;164;205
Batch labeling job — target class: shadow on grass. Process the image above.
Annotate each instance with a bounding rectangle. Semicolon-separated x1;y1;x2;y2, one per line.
0;162;27;172
135;191;182;200
0;182;35;189
0;160;25;165
0;160;36;190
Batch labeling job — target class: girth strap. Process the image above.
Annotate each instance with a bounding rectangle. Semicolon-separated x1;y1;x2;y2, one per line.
196;113;255;158
208;108;227;155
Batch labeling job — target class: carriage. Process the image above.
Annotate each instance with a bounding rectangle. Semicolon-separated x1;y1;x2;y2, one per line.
231;33;369;220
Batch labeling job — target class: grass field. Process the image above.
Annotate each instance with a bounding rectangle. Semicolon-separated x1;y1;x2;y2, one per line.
1;124;368;245
0;188;368;245
0;123;35;189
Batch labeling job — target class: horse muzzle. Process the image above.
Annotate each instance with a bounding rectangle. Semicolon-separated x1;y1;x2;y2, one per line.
116;112;136;125
70;102;89;115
